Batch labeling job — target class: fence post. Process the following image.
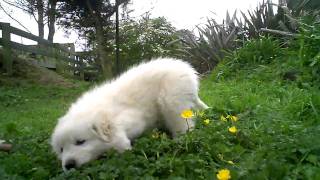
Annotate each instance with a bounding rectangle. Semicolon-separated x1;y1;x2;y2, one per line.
1;23;13;75
53;45;61;73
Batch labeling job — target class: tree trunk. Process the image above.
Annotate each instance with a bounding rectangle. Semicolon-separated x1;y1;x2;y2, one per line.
115;0;120;75
86;0;113;78
95;20;113;78
37;0;44;39
47;0;57;42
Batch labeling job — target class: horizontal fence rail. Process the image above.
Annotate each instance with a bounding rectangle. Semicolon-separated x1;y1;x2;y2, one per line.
0;22;95;79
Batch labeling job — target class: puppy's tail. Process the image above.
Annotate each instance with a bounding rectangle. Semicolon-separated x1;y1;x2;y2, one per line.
195;98;209;109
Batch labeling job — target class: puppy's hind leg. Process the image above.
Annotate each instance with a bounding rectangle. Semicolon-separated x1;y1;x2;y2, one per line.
196;98;209;109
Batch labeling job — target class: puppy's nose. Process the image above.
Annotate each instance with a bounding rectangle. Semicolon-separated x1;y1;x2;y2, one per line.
65;159;76;170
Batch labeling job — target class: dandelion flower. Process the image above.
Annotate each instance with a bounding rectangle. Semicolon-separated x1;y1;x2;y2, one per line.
203;119;210;125
230;115;238;122
228;126;237;134
220;115;227;122
217;169;231;180
181;109;194;119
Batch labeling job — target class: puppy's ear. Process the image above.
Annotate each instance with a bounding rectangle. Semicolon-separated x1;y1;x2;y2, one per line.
91;119;113;142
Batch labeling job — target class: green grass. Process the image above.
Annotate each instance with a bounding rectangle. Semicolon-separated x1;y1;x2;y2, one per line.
199;62;320;179
1;51;320;179
0;83;90;179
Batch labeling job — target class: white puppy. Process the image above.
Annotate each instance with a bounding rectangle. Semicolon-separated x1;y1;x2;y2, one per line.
51;58;208;171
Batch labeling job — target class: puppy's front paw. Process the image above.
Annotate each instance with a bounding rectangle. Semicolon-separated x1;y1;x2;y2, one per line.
117;141;132;153
114;135;132;153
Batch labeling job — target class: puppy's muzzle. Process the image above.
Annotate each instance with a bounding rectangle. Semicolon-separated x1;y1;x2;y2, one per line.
64;159;77;170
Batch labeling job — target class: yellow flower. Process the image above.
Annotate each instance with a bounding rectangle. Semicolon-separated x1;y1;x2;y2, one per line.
228;126;237;134
230;115;238;122
217;169;231;180
220;115;227;122
181;109;194;119
203;119;210;125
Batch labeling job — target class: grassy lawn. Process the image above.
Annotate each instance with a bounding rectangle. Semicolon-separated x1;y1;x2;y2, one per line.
0;57;320;179
0;83;90;179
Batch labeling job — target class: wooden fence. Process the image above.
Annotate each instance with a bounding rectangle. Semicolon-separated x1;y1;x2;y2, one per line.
0;22;88;79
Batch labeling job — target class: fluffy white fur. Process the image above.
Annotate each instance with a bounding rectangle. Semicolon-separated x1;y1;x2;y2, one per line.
51;58;208;171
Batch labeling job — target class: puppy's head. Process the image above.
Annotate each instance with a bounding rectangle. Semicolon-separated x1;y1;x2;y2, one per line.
51;111;114;171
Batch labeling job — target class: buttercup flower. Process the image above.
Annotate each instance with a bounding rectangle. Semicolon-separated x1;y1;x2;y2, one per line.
181;109;194;119
228;126;237;134
220;115;227;122
203;119;210;125
217;169;231;180
230;115;238;122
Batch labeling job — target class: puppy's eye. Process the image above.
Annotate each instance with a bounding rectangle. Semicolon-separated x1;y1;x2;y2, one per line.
75;139;86;145
60;147;63;153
